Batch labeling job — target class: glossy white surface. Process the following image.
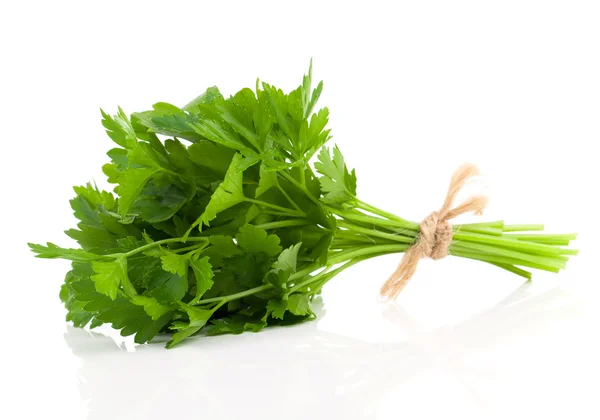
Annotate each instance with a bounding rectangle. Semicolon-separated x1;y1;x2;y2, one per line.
8;261;599;420
65;283;583;420
2;1;600;419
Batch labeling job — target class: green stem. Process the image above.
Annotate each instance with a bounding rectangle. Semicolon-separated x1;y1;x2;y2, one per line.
194;284;273;306
261;210;304;218
299;166;306;187
489;263;532;280
277;185;303;212
333;231;395;245
279;171;320;205
327;244;409;265
452;230;571;256
337;220;415;244
253;219;312;230
329;207;419;231
209;299;229;312
454;225;503;236
451;241;567;269
457;220;505;229
287;258;362;294
356;199;412;224
291;263;322;280
503;224;545;232
245;198;306;217
307;257;375;293
503;233;577;246
452;248;561;273
108;237;209;258
171;242;209;254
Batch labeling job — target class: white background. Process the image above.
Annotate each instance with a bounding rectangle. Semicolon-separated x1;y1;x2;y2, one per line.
1;1;599;419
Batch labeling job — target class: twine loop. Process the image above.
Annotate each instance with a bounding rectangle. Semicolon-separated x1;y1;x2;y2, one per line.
380;164;488;300
419;211;453;260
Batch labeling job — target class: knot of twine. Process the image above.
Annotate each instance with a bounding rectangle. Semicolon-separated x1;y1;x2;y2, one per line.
380;164;488;300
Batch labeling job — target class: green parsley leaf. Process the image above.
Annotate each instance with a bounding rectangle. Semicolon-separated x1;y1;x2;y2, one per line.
272;242;302;272
182;305;214;328
315;146;357;204
287;294;312;316
255;163;278;197
165;304;214;348
194;153;246;229
148;271;188;303
29;242;104;262
266;294;313;321
117;167;158;216
188;140;236;177
236;224;282;257
206;316;266;336
101;107;136;149
91;257;134;300
132;102;202;142
165;325;200;349
189;256;214;304
160;251;189;276
131;295;172;321
266;299;287;320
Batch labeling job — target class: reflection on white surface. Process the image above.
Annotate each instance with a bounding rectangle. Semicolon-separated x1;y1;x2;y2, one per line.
64;283;591;420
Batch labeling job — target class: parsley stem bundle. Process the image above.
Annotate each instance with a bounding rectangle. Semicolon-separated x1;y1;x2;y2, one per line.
30;64;577;348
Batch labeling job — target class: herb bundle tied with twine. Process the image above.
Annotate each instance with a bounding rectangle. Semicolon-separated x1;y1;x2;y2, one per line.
29;64;578;348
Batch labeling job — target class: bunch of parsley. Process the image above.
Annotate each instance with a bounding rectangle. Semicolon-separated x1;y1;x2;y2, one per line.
30;64;577;348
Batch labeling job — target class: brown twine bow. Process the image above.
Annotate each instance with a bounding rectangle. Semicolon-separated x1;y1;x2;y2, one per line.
380;164;488;300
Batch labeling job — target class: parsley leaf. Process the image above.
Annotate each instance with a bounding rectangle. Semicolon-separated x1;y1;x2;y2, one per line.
272;242;302;272
29;242;104;262
131;296;172;321
315;146;357;204
149;271;188;303
192;153;246;230
206;316;266;336
91;257;134;299
160;251;189;277
189;256;214;304
236;224;282;257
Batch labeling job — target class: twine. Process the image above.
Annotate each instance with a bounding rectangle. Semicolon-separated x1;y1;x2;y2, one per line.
380;164;488;300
